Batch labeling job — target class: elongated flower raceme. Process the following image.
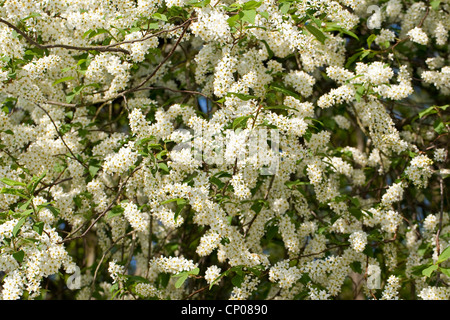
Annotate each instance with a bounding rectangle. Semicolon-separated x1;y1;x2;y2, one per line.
0;0;448;301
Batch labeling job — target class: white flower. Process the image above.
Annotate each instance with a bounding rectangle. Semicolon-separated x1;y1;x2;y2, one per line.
108;260;125;283
407;27;428;45
205;265;222;286
434;148;446;162
349;231;367;252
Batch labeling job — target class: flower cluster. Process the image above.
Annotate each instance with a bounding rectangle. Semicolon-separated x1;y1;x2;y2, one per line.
0;0;448;302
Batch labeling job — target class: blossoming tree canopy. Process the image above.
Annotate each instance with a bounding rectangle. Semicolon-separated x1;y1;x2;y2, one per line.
0;0;449;300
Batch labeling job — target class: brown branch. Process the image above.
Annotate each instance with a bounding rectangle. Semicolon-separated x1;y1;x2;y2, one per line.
244;174;275;237
85;18;193;107
0;18;130;54
183;285;209;300
59;166;142;244
109;22;191;48
381;6;430;53
34;177;72;195
91;230;136;292
46;100;78;108
296;244;348;260
35;103;88;170
221;157;238;197
132;86;220;106
124;18;193;95
436;176;444;256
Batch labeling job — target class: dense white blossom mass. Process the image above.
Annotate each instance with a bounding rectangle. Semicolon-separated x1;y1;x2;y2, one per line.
0;0;449;301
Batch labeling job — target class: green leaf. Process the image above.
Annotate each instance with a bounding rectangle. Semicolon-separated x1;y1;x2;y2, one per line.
231;274;244;288
339;28;359;40
175;273;188;288
422;264;438;277
350;197;360;207
242;9;257;24
210;176;225;189
350;261;362;274
152;13;168;21
19;198;32;211
299;273;312;285
227;12;242;28
146;22;160;30
367;34;377;49
0;187;28;199
28;171;47;194
232;115;253;130
437;246;450;264
161;198;187;222
227;92;258;101
323;22;359;40
264;105;297;112
52;76;75;86
157;273;171;289
82;29;93;39
125;275;151;285
66;92;76;104
430;0;441;10
188;0;211;7
349;207;362;220
174;268;199;289
174;201;187;223
279;2;290;14
0;178;26;187
433;120;446;135
158;162;170;173
411;263;429;276
88;28;109;39
209;269;229;289
156;150;167;161
13;250;25;263
46;205;60;217
259;11;269;20
305;24;327;44
107;205;124;219
418;106;437;119
189;267;200;276
242;1;262;10
260;39;274;59
270;84;300;99
13;217;27;237
33;221;45;235
231;265;244;276
266;225;278;241
89;163;101;178
250;200;265;214
161;198;184;205
22;12;41;21
355;84;366;102
285;180;310;189
440;267;450;277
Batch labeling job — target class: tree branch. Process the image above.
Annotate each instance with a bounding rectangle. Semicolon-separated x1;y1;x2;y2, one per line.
0;18;130;54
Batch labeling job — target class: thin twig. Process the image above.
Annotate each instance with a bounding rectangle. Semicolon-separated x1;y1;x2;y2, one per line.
125;19;193;94
0;18;130;54
46;100;78;108
91;230;136;292
183;285;209;300
59;166;142;243
35;103;88;170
